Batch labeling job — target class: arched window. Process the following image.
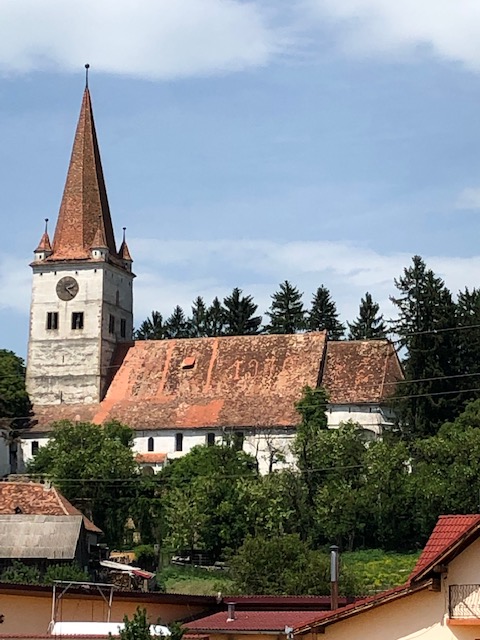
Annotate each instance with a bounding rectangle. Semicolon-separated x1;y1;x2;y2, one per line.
147;437;154;452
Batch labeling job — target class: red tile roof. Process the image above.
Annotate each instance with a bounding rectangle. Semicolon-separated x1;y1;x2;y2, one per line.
48;88;119;263
34;231;52;253
409;514;480;582
186;610;327;633
135;453;167;464
322;340;403;404
0;481;102;534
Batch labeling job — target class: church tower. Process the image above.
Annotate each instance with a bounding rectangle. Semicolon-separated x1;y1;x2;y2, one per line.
26;81;134;405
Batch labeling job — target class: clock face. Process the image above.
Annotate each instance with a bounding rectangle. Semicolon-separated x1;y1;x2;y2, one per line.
56;276;79;301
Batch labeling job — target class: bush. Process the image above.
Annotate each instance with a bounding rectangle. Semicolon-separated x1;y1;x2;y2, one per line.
43;562;90;584
0;560;40;584
133;545;157;572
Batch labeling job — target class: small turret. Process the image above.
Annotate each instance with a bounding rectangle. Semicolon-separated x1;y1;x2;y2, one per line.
33;219;53;262
118;227;133;272
90;217;109;261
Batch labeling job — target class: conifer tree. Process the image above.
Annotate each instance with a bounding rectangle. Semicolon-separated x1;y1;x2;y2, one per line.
190;296;209;337
223;287;262;335
206;297;226;336
308;285;345;339
134;311;165;340
165;306;191;339
265;281;305;334
390;255;459;437
348;292;387;340
456;287;480;401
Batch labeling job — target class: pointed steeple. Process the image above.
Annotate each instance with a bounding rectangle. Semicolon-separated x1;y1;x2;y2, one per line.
119;227;133;261
50;85;117;261
33;218;53;261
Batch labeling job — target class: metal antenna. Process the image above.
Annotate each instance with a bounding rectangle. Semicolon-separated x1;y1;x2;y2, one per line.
122;227;127;243
44;218;49;234
85;63;90;88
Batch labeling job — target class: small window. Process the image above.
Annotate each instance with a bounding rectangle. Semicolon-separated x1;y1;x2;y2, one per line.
72;312;84;330
46;312;58;330
31;441;39;455
116;290;120;305
147;437;154;452
109;314;115;334
233;431;244;452
206;432;215;447
175;433;183;452
120;318;126;338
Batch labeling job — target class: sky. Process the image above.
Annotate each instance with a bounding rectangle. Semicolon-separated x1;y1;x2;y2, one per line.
2;0;480;358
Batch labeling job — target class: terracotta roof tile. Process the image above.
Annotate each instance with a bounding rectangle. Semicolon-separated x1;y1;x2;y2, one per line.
0;481;102;534
135;453;167;464
119;240;132;262
322;340;403;404
409;514;480;582
48;88;118;262
34;232;52;253
186;610;326;633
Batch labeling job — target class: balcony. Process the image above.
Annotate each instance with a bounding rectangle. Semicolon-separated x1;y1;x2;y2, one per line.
449;584;480;625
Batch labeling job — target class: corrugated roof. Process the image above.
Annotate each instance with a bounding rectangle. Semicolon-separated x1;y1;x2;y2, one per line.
0;481;101;534
186;610;327;633
0;514;82;559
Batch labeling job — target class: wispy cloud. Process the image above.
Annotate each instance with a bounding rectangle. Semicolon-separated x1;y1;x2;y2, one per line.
304;0;480;71
455;187;480;210
0;0;283;79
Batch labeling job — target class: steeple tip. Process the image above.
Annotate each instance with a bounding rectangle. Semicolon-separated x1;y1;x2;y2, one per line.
85;63;90;89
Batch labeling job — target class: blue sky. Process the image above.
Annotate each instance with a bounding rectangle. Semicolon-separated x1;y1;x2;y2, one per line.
2;0;480;358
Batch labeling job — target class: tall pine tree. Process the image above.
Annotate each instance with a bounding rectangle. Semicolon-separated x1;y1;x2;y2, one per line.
308;285;345;339
134;311;165;340
206;297;226;336
348;292;387;340
190;296;209;337
165;306;191;338
265;281;305;334
390;255;459;438
456;287;480;402
223;288;262;335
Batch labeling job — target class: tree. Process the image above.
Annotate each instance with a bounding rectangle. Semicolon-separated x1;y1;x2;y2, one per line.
308;285;345;339
162;445;258;561
134;311;165;340
0;349;32;430
229;534;356;595
165;306;191;338
0;560;40;584
119;608;151;640
265;281;305;334
348;292;387;340
205;297;225;336
189;296;209;337
27;420;138;546
456;287;480;402
390;255;460;438
223;288;262;335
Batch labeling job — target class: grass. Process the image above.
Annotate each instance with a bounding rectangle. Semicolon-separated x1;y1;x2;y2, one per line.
158;549;420;596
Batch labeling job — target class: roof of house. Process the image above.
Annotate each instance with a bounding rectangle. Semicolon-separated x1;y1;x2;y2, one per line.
31;336;403;433
135;453;167;465
186;610;327;633
0;514;83;559
0;481;102;534
220;595;354;610
294;513;480;635
322;340;403;404
45;87;121;263
409;514;480;582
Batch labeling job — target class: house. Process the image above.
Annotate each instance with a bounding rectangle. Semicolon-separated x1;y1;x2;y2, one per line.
20;81;404;475
288;514;480;639
0;480;102;572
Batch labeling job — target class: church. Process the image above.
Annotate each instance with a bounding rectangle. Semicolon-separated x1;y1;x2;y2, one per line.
18;83;403;475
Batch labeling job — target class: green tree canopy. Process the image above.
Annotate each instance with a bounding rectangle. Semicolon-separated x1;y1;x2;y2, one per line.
165;306;191;338
27;420;138;546
390;255;459;437
206;296;226;336
265;280;305;334
348;292;387;340
134;311;165;340
189;296;209;337
0;349;32;430
223;287;262;335
308;285;345;339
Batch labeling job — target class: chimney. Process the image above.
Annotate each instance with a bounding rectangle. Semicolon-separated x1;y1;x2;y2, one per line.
227;602;236;622
330;545;339;611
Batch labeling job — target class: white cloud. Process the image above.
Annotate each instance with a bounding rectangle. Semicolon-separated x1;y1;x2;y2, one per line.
0;257;31;314
304;0;480;71
0;0;281;79
455;187;480;210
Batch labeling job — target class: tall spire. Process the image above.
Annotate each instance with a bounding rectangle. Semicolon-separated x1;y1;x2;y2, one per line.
50;81;117;260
